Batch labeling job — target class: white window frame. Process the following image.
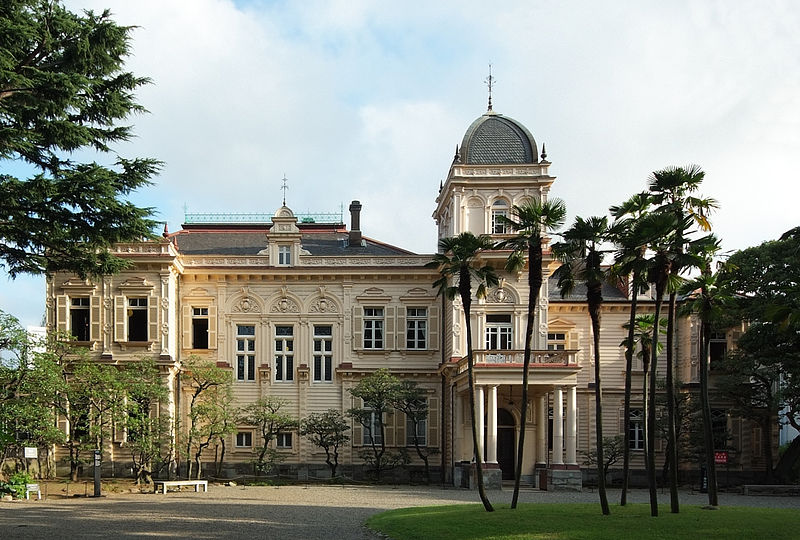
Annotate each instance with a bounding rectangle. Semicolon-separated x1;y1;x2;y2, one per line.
491;200;510;234
235;431;253;448
363;307;384;350
127;297;148;342
485;314;512;350
313;325;333;382
274;325;294;382
278;245;292;266
362;410;383;445
192;307;209;349
70;296;90;342
236;325;256;382
629;408;645;451
276;432;293;449
406;307;427;350
547;332;567;351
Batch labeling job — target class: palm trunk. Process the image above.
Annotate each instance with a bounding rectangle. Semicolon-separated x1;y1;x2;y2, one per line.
620;270;640;506
699;320;719;506
512;240;541;508
588;282;610;515
666;292;680;512
462;276;494;512
647;286;665;517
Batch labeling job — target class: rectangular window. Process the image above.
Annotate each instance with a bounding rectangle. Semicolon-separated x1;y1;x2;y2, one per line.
712;409;728;450
275;326;294;382
278;245;291;265
628;408;645;450
485;314;512;350
362;410;383;445
313;325;333;382
406;307;427;349
236;325;256;382
128;297;148;342
276;432;293;449
363;308;384;349
70;297;90;341
547;332;567;351
192;307;209;349
236;431;253;448
492;209;509;234
406;415;427;447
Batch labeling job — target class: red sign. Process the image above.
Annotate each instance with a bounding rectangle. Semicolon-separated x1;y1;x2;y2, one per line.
714;451;728;465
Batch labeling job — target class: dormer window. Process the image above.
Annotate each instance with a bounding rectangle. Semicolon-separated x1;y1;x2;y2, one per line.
491;200;510;234
278;245;292;266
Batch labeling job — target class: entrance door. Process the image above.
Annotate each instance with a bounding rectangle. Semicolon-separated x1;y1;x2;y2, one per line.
497;408;516;480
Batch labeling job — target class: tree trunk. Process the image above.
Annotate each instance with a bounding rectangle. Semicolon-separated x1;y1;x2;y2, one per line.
512;240;541;508
665;293;680;513
647;288;664;517
461;278;494;512
588;284;610;515
620;271;639;506
699;320;719;506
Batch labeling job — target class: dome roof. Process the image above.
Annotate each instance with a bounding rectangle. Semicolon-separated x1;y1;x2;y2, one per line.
459;111;538;165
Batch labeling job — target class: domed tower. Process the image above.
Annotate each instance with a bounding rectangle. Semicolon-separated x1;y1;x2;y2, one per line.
433;109;555;241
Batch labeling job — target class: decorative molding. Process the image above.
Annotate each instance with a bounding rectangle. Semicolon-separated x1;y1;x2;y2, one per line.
118;277;155;291
300;256;430;266
488;287;514;304
309;297;338;313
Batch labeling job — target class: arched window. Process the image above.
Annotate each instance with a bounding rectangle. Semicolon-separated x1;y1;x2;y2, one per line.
491;199;510;234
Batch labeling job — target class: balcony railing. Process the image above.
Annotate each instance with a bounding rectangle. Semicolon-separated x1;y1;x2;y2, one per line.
457;350;577;373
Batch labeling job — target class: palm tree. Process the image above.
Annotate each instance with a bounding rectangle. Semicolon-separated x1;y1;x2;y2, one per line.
609;192;652;506
649;164;718;514
553;216;611;516
679;234;727;507
428;232;499;512
496;197;567;509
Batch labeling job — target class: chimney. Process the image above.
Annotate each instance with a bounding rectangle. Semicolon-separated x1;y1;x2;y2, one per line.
348;200;362;247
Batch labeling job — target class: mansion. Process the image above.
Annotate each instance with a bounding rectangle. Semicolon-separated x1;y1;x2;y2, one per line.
46;106;762;489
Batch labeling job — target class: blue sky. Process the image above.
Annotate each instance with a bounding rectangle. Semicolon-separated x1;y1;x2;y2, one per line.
3;0;799;328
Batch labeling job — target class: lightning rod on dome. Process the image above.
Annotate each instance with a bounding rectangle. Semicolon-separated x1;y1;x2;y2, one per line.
281;174;288;206
485;63;495;112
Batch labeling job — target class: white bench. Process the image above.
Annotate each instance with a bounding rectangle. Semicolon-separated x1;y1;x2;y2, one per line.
153;480;208;494
25;484;41;500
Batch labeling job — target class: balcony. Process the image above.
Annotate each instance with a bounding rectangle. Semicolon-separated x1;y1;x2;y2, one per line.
456;349;578;375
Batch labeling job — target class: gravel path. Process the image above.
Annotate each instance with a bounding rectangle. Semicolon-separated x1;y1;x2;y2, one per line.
2;484;799;539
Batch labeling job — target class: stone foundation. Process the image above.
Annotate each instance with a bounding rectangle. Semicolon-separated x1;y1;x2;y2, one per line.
453;462;503;490
548;468;582;491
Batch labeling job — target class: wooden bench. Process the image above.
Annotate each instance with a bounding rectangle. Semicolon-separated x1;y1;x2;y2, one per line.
153;480;208;494
743;484;800;496
25;483;41;500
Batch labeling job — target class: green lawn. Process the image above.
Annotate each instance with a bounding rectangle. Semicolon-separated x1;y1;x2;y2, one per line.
366;503;800;540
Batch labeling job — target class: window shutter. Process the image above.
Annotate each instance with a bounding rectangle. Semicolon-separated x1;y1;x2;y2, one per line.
113;399;127;443
385;306;396;350
731;417;742;452
567;330;579;350
148;295;159;342
428;306;439;351
384;409;395;446
396;410;407;447
618;408;626;437
114;296;126;342
208;305;218;349
655;433;664;453
90;296;101;341
351;397;362;446
56;295;68;333
397;308;406;351
352;306;363;351
58;412;69;438
752;425;762;460
428;397;439;447
182;305;192;349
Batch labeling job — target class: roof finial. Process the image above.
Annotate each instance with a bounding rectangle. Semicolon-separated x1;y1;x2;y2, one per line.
281;174;288;206
540;143;548;161
453;144;461;163
485;63;495;112
162;222;169;238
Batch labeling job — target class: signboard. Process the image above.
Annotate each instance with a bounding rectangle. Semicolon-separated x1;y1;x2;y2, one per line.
714;451;728;465
24;447;37;459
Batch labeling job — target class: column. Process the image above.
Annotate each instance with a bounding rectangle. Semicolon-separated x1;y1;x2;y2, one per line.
486;385;498;463
566;385;577;465
476;385;485;461
536;394;547;466
553;386;564;466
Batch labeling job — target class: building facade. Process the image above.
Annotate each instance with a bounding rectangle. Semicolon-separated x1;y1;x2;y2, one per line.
45;106;768;487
